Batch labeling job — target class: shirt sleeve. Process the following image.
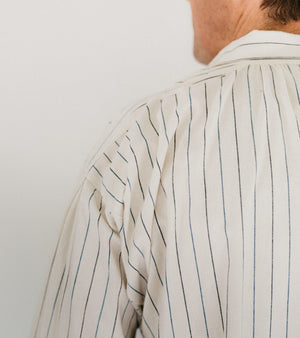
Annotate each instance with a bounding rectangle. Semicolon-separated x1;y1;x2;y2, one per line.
30;114;142;338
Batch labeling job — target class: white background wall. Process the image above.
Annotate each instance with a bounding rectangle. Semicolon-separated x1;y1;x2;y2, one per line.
0;0;203;337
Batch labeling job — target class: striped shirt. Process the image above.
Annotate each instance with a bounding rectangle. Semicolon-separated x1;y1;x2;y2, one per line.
30;29;300;338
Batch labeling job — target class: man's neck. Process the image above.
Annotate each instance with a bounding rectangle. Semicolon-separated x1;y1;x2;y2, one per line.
261;18;300;35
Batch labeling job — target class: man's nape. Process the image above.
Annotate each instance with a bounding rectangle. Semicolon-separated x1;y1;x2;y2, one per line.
187;0;300;65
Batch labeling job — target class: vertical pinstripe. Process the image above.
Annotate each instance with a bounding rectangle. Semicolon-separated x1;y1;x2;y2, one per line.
260;64;275;338
270;65;292;338
217;75;231;338
79;199;103;337
95;230;114;337
247;64;258;338
30;29;300;337
231;69;246;338
67;189;97;338
172;92;191;335
204;82;225;334
187;85;209;337
287;66;300;139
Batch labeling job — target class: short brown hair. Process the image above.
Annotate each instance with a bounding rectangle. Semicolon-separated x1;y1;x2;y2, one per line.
260;0;300;24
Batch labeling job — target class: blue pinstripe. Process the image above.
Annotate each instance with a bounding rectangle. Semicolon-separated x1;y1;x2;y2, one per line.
110;252;124;337
270;65;292;338
143;315;155;338
102;181;124;205
148;187;166;247
127;282;145;297
287;65;300;140
160;99;170;144
125;309;136;338
165;262;175;338
46;266;66;338
67;188;97;338
188;86;209;337
121;300;130;323
172;102;191;335
260;65;275;338
217;76;230;338
147;104;160;136
136;120;154;168
204;82;224;332
231;69;246;338
247;64;258;338
129;143;145;200
80;200;103;337
95;230;114;337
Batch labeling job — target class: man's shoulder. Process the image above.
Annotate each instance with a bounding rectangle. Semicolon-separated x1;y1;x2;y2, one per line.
81;64;233;179
114;63;231;121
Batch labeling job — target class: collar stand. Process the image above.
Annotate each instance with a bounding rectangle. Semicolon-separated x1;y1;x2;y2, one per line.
208;29;300;68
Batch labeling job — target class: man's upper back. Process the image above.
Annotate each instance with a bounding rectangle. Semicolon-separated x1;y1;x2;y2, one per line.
32;29;300;338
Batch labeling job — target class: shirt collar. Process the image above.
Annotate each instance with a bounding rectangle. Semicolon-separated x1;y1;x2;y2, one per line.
208;29;300;68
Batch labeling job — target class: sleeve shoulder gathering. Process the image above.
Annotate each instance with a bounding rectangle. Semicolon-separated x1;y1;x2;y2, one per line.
30;101;150;338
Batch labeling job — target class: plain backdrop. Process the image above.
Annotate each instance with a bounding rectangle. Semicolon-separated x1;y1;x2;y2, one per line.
0;0;204;337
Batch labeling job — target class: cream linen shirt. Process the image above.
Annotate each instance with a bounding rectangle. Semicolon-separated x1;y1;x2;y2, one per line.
30;29;300;338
